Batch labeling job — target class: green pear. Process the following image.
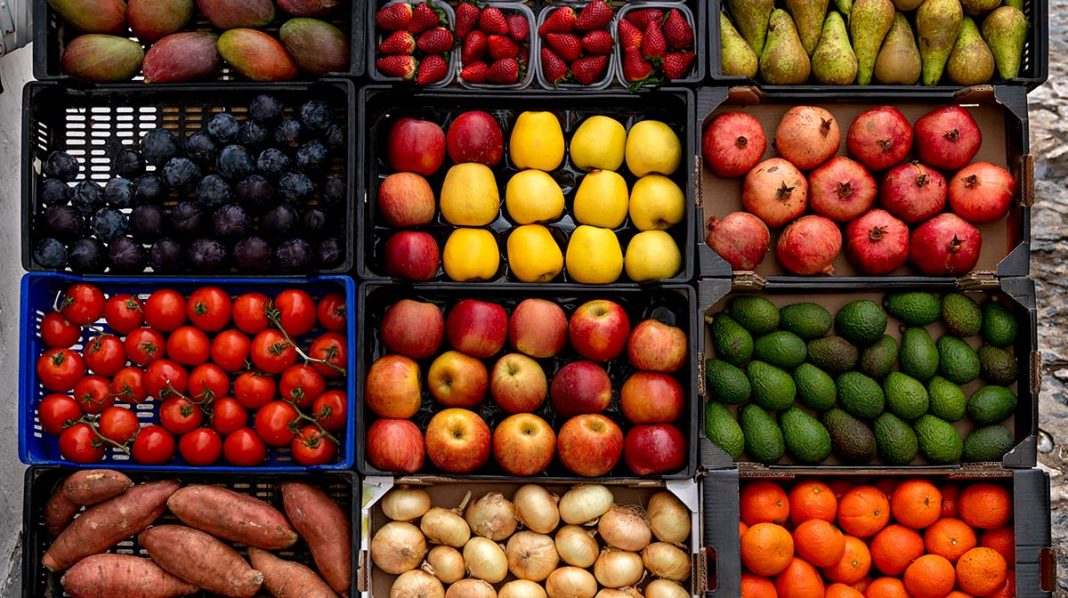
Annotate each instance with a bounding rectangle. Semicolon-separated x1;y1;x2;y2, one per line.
812;12;858;83
981;6;1027;79
727;0;775;56
874;12;921;84
916;0;964;85
946;17;995;84
721;13;760;77
892;0;925;9
835;0;854;16
1003;0;1022;9
787;0;830;55
760;9;812;84
850;0;895;85
961;0;1002;15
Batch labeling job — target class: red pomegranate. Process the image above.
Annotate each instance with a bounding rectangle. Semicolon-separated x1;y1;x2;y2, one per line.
909;213;982;276
913;106;982;171
706;212;771;270
776;215;842;275
846;209;910;275
948;162;1016;224
774;106;841;170
703;111;767;178
742;158;809;228
880;161;948;224
846;106;914;171
808;156;878;222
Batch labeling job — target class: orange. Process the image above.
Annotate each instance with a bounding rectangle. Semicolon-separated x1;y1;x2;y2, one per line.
956;547;1008;596
793;519;846;567
774;558;825;598
790;481;838;524
981;526;1016;566
742;481;791;526
823;536;872;584
959;483;1012;530
945;593;973;598
891;479;943;529
864;577;909;598
742;523;795;577
838;486;890;538
850;578;872;594
741;573;779;598
985;569;1015;598
826;583;865;598
740;521;749;539
828;480;854;501
869;524;924;575
941;484;961;518
924;518;978;562
903;554;956;598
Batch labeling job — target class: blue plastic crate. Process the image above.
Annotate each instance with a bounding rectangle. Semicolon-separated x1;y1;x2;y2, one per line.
18;272;357;471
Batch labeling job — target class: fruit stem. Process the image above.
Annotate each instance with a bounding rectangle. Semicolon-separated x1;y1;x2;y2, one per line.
80;416;132;455
266;309;347;376
285;398;339;445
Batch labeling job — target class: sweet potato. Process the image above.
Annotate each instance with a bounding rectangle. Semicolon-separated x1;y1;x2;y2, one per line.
166;485;298;549
43;479;179;572
281;482;352;593
248;547;338;598
61;553;197;598
62;469;133;505
140;525;264;598
44;492;80;537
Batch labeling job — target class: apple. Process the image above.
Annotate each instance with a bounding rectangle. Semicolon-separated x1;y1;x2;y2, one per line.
425;408;491;473
428;350;489;408
387;117;446;176
378;172;436;227
446;299;508;358
557;414;623;477
509;298;568;358
569;300;631;362
383;231;440;281
365;355;422;418
447;111;504;166
493;413;555;476
367;418;425;473
627;320;687;373
490;353;547;413
620;372;684;423
549;361;612;416
624;424;686;476
381;299;444;359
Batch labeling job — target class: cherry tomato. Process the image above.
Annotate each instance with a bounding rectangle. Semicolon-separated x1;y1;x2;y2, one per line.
254;401;298;447
224;427;268;466
166;326;210;366
37;348;86;392
60;284;105;326
317;292;347;332
103;293;144;334
40;312;81;348
144;289;186;332
188;364;229;401
234;372;277;410
125;327;165;366
38;394;83;435
73;375;115;415
187;287;232;332
83;334;127;377
210;329;251;372
99;406;139;444
145;359;188;400
274;289;317;337
211;397;248;436
309;333;346;378
160;397;204;435
178;428;223;466
111;366;147;403
233;292;270;334
312;390;347;432
291;425;337;466
279;365;326;408
251;329;298;374
59;423;105;463
131;425;175;464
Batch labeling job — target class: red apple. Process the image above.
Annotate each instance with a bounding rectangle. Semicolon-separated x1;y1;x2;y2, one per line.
493;413;556;476
365;355;422;418
447;111;504;166
703;111;767;178
490;353;547;413
425;408;491;473
384;231;440;281
550;361;612;416
387;117;446;176
381;299;444;359
428;350;489;408
569;300;630;362
446;299;508;358
627;320;687;373
557;414;624;477
367;418;425;473
509;298;568;358
624;424;686;476
378;172;437;227
620;372;684;423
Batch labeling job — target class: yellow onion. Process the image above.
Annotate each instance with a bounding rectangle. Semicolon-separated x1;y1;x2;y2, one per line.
445;579;497;598
598;505;651;551
546;566;598;598
506;531;559;581
463;537;508;583
500;580;548;598
641;543;691;581
466;493;518;541
555;525;599;568
423;546;465;584
593;549;644;588
647;492;690;544
391;570;445;598
514;484;560;534
644;580;689;598
559;485;614;525
421;507;471;547
595;589;643;598
373;522;427;574
383;487;433;522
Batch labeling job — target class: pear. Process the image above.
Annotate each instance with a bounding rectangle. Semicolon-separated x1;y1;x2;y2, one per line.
850;0;895;85
874;12;921;84
727;0;774;56
981;6;1027;79
760;9;812;84
961;0;1001;14
1003;0;1022;9
946;17;995;84
835;0;854;16
812;12;858;84
787;0;830;54
721;13;760;77
916;0;964;85
892;0;925;8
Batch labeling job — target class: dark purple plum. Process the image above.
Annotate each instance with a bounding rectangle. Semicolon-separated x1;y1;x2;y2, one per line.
149;238;183;273
40;205;85;241
107;236;147;273
196;174;232;208
256;148;290;178
112;148;145;178
40;179;72;206
300;100;333;131
238;120;269;147
140;129;179;166
324;124;345;150
43;151;80;182
91;208;129;242
130;204;165;241
186;238;228;271
249;95;284;124
170;201;207;238
104;178;135;208
295;140;329;172
161;157;201;191
277;172;313;204
318;237;343;268
235;175;275;215
206;112;240;143
71;181;105;215
233;236;273;272
217;145;255;181
213;203;250;239
133;174;164;204
273;118;303;148
33;238;68;269
67;238;107;273
184;130;218;165
260;204;298;241
275;238;312;272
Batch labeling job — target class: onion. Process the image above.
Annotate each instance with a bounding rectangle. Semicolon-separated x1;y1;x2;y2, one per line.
391;570;445;598
446;579;497;598
642;543;691;581
595;589;643;598
373;522;427;574
647;492;690;544
514;484;560;534
506;531;559;581
463;537;508;583
644;580;689;598
422;507;471;547
466;493;518;541
500;580;548;598
555;525;599;568
423;546;465;584
559;485;614;525
546;566;598;598
383;487;433;522
598;505;651;551
593;549;644;588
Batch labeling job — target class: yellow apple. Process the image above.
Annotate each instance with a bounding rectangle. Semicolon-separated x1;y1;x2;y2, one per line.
573;170;629;228
510;111;564;171
507;224;564;283
629;174;685;231
625;120;681;177
505;170;564;224
565;225;623;284
625;231;681;281
440;163;500;226
570;115;626;171
443;228;500;281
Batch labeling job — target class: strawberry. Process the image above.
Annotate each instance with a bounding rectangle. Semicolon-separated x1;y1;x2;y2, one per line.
641;20;667;61
462;30;487;63
487;57;520;83
375;3;412;32
478;7;509;35
455;2;480;39
377;55;418;80
417;26;454;54
416;54;449;84
626;8;663;29
575;0;613;31
661;51;695;80
581;30;613;55
488;34;520;60
538;6;576;35
540;47;568;85
663;8;694;50
571;55;608;85
546;33;582;62
622;46;654;82
460;61;489;83
378;30;416;55
507;14;529;42
408;2;443;34
617;19;642;50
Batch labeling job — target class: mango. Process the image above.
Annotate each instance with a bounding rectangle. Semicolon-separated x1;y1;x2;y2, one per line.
278;0;340;17
49;0;127;34
196;0;275;29
280;18;350;76
218;29;297;82
143;32;221;83
127;0;193;43
61;34;144;82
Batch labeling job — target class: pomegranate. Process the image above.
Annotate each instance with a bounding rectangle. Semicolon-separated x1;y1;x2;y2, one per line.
913;106;982;171
703;111;767;178
706;212;771;270
880;161;947;224
909;213;982;276
948;162;1016;224
776;215;842;275
845;209;910;275
846;106;914;171
742;158;809;228
808;156;878;222
774;106;841;170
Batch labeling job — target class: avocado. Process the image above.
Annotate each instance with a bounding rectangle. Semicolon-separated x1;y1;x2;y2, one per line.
883;371;929;421
884;291;942;326
711;313;753;366
740;404;785;464
793;363;837;412
962;425;1014;463
729;295;780;335
900;327;939;381
981;300;1017;347
836;299;888;346
967;385;1018;425
874;412;919;465
860;335;899;380
780;407;833;464
927;376;967;422
704;402;745;460
746;360;797;411
937;335;981;385
823;408;877;463
837;371;885;420
807;336;859;373
913;414;964;464
942;293;982;337
978;345;1018;386
780;302;834;340
753;330;808;368
705;359;751;404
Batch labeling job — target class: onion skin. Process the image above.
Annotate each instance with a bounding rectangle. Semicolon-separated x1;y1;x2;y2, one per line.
500;579;549;598
514;485;560;534
598;505;652;552
424;545;464;583
373;522;427;574
555;525;599;568
383;487;432;522
595;590;644;598
421;507;471;547
559;485;613;525
463;537;508;583
391;569;445;598
546;566;598;598
647;492;691;544
466;493;518;541
593;549;644;588
645;580;689;598
505;531;559;581
446;579;497;598
641;543;691;581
